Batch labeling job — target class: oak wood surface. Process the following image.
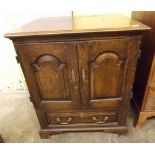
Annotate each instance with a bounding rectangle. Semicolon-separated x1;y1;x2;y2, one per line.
39;126;128;138
77;38;136;112
15;42;80;111
5;14;149;38
47;110;118;126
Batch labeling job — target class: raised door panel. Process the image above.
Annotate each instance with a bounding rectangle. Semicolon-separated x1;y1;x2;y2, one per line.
32;54;69;100
15;42;80;111
77;38;137;110
90;52;124;98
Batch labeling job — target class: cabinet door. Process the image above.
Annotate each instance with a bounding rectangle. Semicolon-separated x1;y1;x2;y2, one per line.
16;42;80;111
77;38;138;109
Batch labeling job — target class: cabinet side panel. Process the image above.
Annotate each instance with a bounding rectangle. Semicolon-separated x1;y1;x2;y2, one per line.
118;38;141;125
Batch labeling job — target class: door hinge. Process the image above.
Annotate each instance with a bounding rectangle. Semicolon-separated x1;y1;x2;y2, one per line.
16;56;20;63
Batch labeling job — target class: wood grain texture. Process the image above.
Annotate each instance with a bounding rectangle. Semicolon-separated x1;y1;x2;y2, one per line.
5;14;149;38
132;11;155;127
47;110;118;126
77;37;141;127
5;14;148;137
134;111;155;128
39;126;128;139
15;42;80;110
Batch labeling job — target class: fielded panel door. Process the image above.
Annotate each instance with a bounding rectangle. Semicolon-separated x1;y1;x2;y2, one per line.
77;38;138;109
15;42;80;112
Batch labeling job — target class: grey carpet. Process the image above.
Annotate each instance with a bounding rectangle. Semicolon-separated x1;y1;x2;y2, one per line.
0;92;155;143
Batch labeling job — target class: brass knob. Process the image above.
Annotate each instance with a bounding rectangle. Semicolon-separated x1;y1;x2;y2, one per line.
80;113;85;118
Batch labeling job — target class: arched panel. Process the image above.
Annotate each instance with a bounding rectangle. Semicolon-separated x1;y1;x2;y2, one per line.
91;52;121;67
32;54;69;100
90;52;125;99
32;54;65;71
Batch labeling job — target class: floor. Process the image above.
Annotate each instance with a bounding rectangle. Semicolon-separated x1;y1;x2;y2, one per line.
0;91;155;143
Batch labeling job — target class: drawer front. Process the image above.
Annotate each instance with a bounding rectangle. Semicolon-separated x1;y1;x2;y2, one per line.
145;87;155;110
47;110;118;126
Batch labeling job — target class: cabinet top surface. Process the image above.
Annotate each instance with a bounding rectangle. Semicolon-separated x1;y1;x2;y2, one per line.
5;14;150;38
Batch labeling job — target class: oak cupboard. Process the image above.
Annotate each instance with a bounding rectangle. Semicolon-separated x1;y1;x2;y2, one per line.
132;11;155;127
5;14;149;138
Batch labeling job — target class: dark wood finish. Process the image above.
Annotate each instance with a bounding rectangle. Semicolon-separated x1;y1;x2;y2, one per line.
15;42;80;111
5;14;149;138
47;109;118;126
132;11;155;127
77;38;138;111
39;126;128;138
5;14;149;38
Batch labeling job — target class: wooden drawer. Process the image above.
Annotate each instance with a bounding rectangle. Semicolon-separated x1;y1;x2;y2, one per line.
47;110;118;126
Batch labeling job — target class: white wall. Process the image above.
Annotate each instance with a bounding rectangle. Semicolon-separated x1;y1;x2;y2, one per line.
0;0;154;92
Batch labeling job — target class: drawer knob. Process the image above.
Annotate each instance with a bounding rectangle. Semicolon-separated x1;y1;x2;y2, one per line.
80;112;85;117
92;116;109;124
56;117;72;125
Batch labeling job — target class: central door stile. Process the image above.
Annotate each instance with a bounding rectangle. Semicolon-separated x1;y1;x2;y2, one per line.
77;42;90;109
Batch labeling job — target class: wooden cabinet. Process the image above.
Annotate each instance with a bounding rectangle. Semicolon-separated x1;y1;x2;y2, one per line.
5;14;149;138
132;11;155;127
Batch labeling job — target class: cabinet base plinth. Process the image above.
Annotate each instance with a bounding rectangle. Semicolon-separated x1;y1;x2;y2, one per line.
39;125;128;139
